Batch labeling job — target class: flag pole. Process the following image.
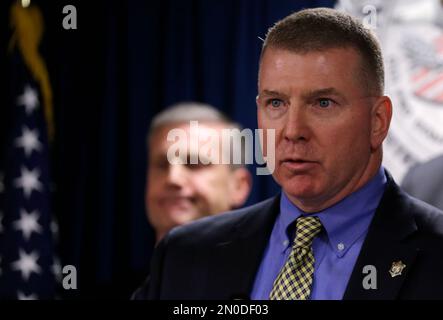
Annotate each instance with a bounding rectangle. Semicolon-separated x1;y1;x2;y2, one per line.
9;1;55;142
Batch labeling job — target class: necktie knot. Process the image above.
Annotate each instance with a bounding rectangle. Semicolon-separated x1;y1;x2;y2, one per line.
293;216;322;249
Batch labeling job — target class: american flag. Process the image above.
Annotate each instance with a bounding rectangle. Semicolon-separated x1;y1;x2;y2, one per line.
404;35;443;104
0;46;60;299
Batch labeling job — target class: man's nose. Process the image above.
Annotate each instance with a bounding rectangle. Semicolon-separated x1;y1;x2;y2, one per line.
283;105;310;142
166;164;187;187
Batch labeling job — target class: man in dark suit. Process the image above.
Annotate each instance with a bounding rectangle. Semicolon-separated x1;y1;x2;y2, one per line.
402;155;443;211
135;8;443;300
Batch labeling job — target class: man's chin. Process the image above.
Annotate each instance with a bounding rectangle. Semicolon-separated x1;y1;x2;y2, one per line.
282;181;321;203
168;210;202;225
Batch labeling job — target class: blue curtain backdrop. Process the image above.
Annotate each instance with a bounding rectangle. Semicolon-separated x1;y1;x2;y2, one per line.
2;0;334;299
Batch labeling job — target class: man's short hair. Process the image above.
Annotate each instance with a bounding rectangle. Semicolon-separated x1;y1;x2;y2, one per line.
149;102;231;138
261;7;384;96
147;102;249;168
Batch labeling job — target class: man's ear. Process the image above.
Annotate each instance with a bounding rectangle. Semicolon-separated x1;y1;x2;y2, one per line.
229;167;253;208
370;95;392;151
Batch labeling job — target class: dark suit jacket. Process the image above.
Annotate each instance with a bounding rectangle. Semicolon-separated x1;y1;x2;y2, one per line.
402;155;443;211
135;173;443;300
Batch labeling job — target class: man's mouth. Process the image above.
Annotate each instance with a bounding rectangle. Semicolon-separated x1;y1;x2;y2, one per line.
281;158;318;171
161;196;195;208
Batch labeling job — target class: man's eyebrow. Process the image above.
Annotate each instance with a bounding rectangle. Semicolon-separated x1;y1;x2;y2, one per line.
259;90;290;99
258;88;349;104
301;88;346;101
153;154;169;161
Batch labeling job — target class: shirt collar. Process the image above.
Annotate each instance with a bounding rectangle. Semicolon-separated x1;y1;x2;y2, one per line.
278;167;387;257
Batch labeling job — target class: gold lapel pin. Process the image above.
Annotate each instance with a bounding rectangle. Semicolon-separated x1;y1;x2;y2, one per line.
389;260;406;278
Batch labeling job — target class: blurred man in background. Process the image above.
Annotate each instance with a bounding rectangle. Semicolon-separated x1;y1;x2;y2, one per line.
146;102;252;243
402;154;443;210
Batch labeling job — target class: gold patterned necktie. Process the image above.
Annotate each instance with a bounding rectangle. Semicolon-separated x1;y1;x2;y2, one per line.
269;216;322;300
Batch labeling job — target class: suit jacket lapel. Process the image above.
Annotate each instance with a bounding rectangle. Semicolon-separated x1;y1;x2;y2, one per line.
343;173;419;300
205;196;281;299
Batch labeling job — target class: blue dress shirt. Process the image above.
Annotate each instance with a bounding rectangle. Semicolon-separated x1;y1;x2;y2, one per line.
250;167;387;300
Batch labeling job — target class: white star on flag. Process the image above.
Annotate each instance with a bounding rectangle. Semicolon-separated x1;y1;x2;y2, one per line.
16;85;39;115
13;166;43;198
13;209;42;241
17;291;38;300
11;249;41;281
15;126;42;157
52;257;62;282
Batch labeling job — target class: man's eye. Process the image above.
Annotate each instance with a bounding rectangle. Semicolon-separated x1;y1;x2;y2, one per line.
267;99;283;108
155;161;169;170
318;98;333;108
185;156;210;169
187;162;210;170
